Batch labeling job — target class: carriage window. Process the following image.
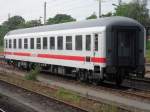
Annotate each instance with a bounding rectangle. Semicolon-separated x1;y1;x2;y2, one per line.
43;37;47;49
5;40;8;48
66;36;72;50
30;38;34;49
75;35;82;50
9;39;12;48
57;36;63;50
95;34;98;51
86;35;91;51
50;37;55;50
94;34;98;51
19;39;22;49
37;38;41;49
24;38;28;49
13;39;16;49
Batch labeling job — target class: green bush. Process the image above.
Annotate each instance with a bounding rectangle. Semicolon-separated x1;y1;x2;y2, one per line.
146;40;150;49
25;66;40;81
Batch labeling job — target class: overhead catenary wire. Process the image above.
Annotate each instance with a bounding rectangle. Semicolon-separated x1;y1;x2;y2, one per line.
46;0;117;19
46;0;116;13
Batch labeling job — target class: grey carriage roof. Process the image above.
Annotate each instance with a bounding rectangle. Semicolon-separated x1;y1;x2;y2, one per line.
7;16;143;35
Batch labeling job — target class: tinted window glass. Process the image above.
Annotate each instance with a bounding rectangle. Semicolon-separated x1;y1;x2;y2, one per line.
30;38;34;49
19;39;22;49
95;34;98;51
66;36;72;50
50;37;55;50
9;39;12;48
13;39;16;49
24;38;28;49
86;35;91;51
57;36;63;50
43;37;47;49
37;38;41;49
75;35;82;50
5;40;8;48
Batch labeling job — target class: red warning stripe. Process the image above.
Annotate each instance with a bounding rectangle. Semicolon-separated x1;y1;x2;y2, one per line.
91;57;106;63
37;54;85;61
4;52;106;63
13;52;31;56
5;52;12;55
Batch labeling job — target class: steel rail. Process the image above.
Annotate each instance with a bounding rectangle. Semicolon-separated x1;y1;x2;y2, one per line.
0;57;150;104
0;108;6;112
0;79;88;112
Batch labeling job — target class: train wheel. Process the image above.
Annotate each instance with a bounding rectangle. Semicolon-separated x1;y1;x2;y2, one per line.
115;69;124;85
78;71;87;82
79;72;84;82
116;77;123;85
137;68;145;78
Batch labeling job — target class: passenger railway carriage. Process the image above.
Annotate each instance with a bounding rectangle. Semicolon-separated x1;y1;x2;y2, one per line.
4;16;145;85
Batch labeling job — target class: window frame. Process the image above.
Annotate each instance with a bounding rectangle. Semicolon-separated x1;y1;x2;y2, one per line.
36;38;41;49
66;36;72;50
9;39;12;49
94;34;98;51
50;37;55;50
5;40;8;48
13;39;16;49
30;38;34;49
75;35;83;51
43;37;47;49
57;36;63;50
24;38;28;49
86;35;91;51
18;39;22;49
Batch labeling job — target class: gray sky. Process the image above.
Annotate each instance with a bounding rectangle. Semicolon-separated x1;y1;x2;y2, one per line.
0;0;149;24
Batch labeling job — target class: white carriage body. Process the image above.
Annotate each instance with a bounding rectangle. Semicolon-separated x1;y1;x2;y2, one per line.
4;26;107;70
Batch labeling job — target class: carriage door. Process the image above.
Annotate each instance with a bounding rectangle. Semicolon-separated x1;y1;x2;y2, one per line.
117;30;136;66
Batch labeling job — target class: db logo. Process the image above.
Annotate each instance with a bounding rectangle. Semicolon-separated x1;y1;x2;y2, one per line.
32;53;37;57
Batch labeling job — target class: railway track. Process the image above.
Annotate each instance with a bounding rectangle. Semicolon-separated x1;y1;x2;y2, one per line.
0;76;88;112
0;108;6;112
146;63;150;66
1;60;150;100
0;58;150;110
0;57;88;112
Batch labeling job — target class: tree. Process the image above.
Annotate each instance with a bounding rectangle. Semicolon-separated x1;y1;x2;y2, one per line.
47;14;76;25
0;25;9;46
102;12;112;17
0;15;25;47
3;16;25;30
86;12;97;20
114;2;150;27
25;20;42;28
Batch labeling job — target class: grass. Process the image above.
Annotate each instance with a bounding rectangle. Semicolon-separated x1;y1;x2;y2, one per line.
0;70;129;112
146;50;150;63
146;40;150;50
56;87;81;103
93;104;118;112
25;66;40;81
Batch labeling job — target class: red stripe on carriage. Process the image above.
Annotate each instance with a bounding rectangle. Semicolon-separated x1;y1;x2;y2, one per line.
91;57;106;63
5;52;106;63
5;52;13;55
13;52;31;56
38;54;106;63
37;54;85;61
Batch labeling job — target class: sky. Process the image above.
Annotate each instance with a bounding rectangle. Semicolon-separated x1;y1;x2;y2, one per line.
0;0;149;24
